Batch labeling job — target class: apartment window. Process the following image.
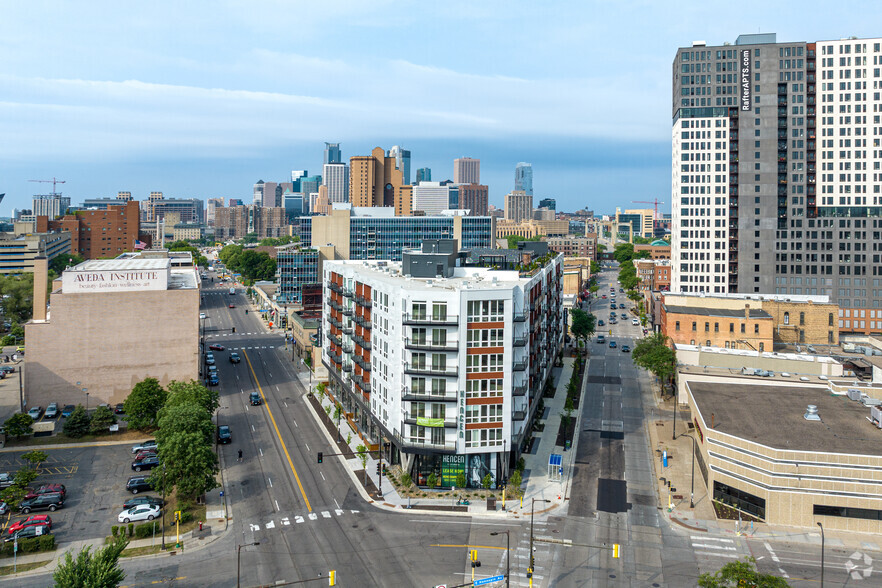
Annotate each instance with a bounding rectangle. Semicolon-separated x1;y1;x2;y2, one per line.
467;300;504;322
829;313;834;326
411;302;427;320
467;329;503;348
759;342;765;351
466;378;503;398
466;354;503;373
465;403;503;424
714;322;719;332
675;321;680;331
412;328;427;345
741;324;746;333
729;323;735;332
466;427;502;448
754;324;759;334
799;329;805;343
432;302;447;321
705;322;710;332
784;312;790;325
800;312;805;325
692;321;697;331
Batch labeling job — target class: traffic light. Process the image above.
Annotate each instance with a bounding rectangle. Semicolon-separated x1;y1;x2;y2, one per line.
232;327;236;333
328;570;336;586
245;309;248;314
376;463;381;476
612;544;620;559
470;549;481;568
317;452;323;464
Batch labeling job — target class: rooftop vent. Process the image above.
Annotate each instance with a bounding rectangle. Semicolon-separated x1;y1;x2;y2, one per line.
804;404;821;421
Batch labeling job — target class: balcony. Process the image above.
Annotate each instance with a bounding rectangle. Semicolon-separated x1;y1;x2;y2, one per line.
341;344;353;354
354;295;372;308
328;352;342;364
513;410;527;421
354;314;372;329
342;307;353;317
513;310;527;322
402;388;457;402
512;383;527;396
342;289;353;298
342;362;352;372
404;338;458;352
402;313;458;326
328;299;342;312
513;360;527;372
352;332;372;350
353;378;371;394
403;412;457;428
403;363;459;377
392;429;456;454
328;332;342;347
328;282;343;294
513;335;527;347
342;324;353;335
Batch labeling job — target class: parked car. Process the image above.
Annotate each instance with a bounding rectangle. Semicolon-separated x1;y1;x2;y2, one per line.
597;320;605;326
229;303;236;308
208;374;219;386
229;352;241;364
134;450;157;461
207;365;218;374
27;406;43;420
621;313;627;319
118;504;160;523
4;525;51;542
609;341;617;348
61;405;75;418
19;492;64;513
126;476;154;494
199;312;207;319
45;403;59;419
205;353;216;366
217;425;232;444
208;344;225;351
7;515;51;535
632;318;640;326
115;403;125;414
131;456;160;472
249;392;262;406
25;484;66;499
0;473;13;489
123;495;164;510
131;440;158;454
610;303;616;309
0;366;14;374
621;345;631;353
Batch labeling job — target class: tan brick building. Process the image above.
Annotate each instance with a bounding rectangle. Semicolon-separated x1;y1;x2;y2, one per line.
661;300;774;351
495;219;570;240
543;236;596;259
686;379;882;532
458;183;488;216
24;253;200;407
349;147;412;215
215;205;286;240
38;200;141;259
634;241;671;259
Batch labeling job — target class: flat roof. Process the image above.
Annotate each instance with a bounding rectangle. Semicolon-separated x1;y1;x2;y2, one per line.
72;258;169;271
688;381;882;455
665;305;772;319
327;259;530;291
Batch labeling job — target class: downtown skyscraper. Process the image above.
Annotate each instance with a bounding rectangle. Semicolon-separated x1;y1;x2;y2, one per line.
671;33;882;334
514;162;533;196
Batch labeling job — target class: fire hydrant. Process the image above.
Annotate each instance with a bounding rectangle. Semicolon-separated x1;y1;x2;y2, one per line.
198;521;203;532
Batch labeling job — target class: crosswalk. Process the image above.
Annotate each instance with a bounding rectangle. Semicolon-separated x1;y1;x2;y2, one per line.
247;508;360;533
691;535;741;559
206;332;276;338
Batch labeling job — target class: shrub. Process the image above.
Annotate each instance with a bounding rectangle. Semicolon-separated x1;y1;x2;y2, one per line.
455;472;467;489
179;511;193;524
399;473;412;488
427;473;437;488
482;473;493;489
517;457;526;472
508;470;523;495
128;523;134;537
111;525;119;537
134;522;158;539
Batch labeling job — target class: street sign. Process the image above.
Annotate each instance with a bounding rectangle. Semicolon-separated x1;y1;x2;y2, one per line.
474;575;504;586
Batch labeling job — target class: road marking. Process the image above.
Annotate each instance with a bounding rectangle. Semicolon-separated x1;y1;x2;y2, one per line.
243;350;312;512
691;536;733;543
266;520;275;529
305;443;310;451
282;517;289;525
275;500;280;512
308;513;317;521
335;508;343;516
293;419;297;427
259;448;263;457
320;472;325;481
692;543;737;551
321;511;331;518
150;579;186;585
251;424;255;432
764;542;780;563
267;477;272;487
694;550;738;558
249;524;260;531
334;499;340;509
295;516;304;524
411;520;514;526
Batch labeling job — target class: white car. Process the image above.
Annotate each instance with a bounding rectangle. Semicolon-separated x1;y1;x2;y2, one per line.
632;318;640;326
131;440;158;454
118;504;160;523
199;312;207;319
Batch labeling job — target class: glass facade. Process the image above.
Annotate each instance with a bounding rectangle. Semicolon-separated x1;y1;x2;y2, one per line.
276;246;320;303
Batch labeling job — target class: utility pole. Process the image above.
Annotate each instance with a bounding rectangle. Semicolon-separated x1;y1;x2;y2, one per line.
490;531;510;588
237;541;260;588
529;498;550;586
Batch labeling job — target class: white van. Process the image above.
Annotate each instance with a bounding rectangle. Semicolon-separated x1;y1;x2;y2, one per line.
229;287;236;295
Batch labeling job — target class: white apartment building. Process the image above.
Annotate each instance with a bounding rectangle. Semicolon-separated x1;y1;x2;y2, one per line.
412;182;453;216
322;242;564;488
322;163;349;203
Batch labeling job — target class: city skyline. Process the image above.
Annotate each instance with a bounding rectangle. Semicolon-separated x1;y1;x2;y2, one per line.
3;2;881;215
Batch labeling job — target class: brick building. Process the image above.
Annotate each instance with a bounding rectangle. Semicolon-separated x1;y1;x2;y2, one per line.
38;200;141;259
215;205;286;240
634;240;671;260
543;236;596;260
457;183;489;216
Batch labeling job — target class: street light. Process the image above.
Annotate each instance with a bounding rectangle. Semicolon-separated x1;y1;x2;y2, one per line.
237;541;260;588
490;531;510;588
685;434;697;509
83;388;89;411
529;498;550;586
817;522;825;588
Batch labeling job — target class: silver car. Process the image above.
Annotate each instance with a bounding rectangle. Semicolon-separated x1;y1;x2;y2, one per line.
45;403;59;419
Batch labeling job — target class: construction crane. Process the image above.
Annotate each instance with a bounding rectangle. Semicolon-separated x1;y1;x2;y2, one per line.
29;177;66;195
631;198;665;220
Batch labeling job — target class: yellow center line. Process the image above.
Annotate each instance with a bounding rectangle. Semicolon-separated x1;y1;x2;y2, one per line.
243;350;312;512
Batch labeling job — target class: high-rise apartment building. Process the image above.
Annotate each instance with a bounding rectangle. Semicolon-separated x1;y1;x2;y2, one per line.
538;198;556;211
416;168;432;183
207;198;225;227
349;147;413;215
215;205;285;240
671;33;882;334
458;184;489;217
322;241;563;486
323;163;350;203
39;200;141;259
504;190;532;223
514;163;533;196
324;142;342;165
32;194;71;220
143;194;203;224
388;145;411;185
412;182;457;216
454;157;480;184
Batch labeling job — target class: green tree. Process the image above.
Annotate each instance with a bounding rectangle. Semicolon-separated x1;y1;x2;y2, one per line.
21;450;48;470
481;473;493;489
569;308;596;350
3;413;34;438
163;380;218;415
0;274;36;324
53;534;128;588
90;405;117;434
1;467;39;508
63;405;92;438
156;403;215;447
151;429;218;499
504;234;542;249
355;444;369;486
590;260;601;275
698;557;790;587
631;333;677;386
48;253;85;276
562;394;575;425
613;243;635;264
124;378;167;430
455;472;467;489
507;470;523;497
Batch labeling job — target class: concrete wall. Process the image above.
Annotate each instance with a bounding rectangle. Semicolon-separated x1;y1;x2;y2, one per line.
24;288;199;407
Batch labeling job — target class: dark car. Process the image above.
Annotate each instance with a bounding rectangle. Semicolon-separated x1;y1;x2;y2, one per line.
126;476;154;494
25;484;66;500
7;514;52;535
5;525;51;542
114;403;125;415
123;495;164;510
609;341;617;348
131;456;160;472
61;405;75;418
621;345;631;352
597;319;605;326
19;492;64;514
133;450;157;462
209;344;225;351
217;425;232;444
0;366;14;375
208;374;219;386
249;392;262;406
621;313;627;319
229;352;241;364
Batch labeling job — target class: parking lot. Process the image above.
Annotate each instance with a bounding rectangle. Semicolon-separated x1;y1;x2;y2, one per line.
1;442;162;542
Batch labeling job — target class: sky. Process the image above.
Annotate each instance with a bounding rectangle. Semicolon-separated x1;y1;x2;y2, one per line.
2;0;880;216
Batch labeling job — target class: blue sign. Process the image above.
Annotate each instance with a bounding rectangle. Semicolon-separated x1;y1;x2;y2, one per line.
474;576;504;586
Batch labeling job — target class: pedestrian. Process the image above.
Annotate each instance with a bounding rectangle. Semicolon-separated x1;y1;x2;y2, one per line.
237;449;243;462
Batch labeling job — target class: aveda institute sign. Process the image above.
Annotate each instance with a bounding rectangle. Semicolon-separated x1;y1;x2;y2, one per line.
63;269;168;293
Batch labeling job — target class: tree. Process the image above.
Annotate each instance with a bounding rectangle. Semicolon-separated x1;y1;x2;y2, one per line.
53;534;128;588
21;450;48;470
156;403;214;447
631;333;677;387
355;444;369;486
507;470;523;497
90;405;117;434
590;260;601;275
613;243;635;264
151;430;218;499
504;234;542;250
698;557;790;587
0;273;36;324
1;467;39;508
562;394;575;425
124;378;167;430
49;253;85;276
481;473;493;489
569;308;596;350
163;380;218;415
3;413;34;438
63;405;92;438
